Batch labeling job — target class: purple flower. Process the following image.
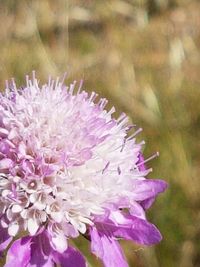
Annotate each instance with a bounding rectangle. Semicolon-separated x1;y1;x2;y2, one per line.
0;74;167;266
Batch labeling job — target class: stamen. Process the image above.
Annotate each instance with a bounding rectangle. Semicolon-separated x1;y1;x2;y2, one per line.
11;78;17;92
107;106;115;116
5;80;9;90
48;75;52;88
120;139;126;152
97;98;108;108
69;81;76;95
127;128;143;141
55;77;60;89
89;92;98;102
0;173;8;179
137;152;159;167
61;72;68;85
125;124;135;131
32;70;36;83
117;113;126;122
117;166;121;175
77;79;83;94
102;162;110;174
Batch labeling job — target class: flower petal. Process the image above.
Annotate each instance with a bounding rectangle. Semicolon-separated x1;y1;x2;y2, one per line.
29;231;53;267
5;237;31;267
90;226;128;267
139;196;156;210
103;211;162;245
52;246;87;267
8;222;19;236
0;158;13;170
129;201;146;219
49;230;68;253
0;226;12;256
29;250;53;267
28;218;39;236
132;179;168;201
136;152;146;171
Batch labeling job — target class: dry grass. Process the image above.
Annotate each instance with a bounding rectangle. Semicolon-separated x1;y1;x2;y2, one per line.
0;0;200;266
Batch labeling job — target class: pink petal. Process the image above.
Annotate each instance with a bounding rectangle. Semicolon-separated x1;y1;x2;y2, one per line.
90;226;128;267
0;158;13;170
98;211;162;245
136;152;146;171
132;179;168;201
0;127;9;138
0;226;12;256
29;257;53;267
5;237;31;267
140;196;156;210
8;222;19;236
52;246;87;267
0;140;10;154
29;233;53;267
28;218;39;236
129;202;146;219
48;229;68;253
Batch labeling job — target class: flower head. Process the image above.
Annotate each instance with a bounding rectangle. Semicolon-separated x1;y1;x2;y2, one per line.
0;74;167;267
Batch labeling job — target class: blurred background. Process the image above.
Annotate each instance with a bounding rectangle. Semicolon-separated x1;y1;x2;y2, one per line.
0;0;200;266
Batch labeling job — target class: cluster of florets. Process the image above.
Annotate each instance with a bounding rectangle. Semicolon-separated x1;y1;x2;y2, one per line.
0;74;167;267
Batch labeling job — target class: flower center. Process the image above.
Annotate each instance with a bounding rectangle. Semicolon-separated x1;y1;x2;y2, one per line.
28;180;37;190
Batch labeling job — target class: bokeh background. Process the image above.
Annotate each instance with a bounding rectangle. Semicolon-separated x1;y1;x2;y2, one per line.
0;0;200;266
